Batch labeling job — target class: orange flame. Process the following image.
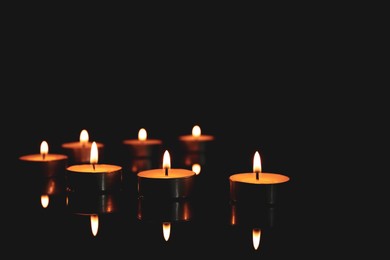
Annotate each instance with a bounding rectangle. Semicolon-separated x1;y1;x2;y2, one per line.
138;128;147;141
192;163;201;175
163;150;171;169
90;141;98;165
192;125;201;138
79;129;89;145
40;141;48;159
253;151;262;174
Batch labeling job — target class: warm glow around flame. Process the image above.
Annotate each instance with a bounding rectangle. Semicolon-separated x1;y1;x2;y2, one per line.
90;214;99;237
41;195;49;208
253;151;262;173
252;228;261;250
79;129;89;144
192;163;201;175
163;150;171;169
192;125;201;137
40;141;49;156
90;141;98;164
162;222;171;241
138;128;147;141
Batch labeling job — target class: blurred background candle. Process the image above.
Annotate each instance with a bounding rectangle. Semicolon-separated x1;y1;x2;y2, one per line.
121;128;163;195
137;150;196;199
66;141;122;192
178;125;214;153
19;140;68;178
229;151;290;204
61;129;104;165
123;128;162;158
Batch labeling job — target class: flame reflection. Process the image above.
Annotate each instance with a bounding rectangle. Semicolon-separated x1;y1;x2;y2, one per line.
252;228;261;250
40;194;49;208
90;214;99;236
162;222;171;241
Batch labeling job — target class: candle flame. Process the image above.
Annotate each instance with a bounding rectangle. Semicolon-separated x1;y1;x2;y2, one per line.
40;195;49;208
79;129;89;144
138;128;147;141
162;222;171;241
163;150;171;169
192;125;201;137
90;141;98;165
90;214;99;237
192;163;201;175
252;228;261;250
253;151;262;173
40;141;49;158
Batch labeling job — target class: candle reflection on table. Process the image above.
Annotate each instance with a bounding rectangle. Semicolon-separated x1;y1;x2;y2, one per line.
230;200;277;251
19;171;67;210
38;177;67;209
162;222;171;241
252;228;261;250
137;197;192;242
90;214;99;236
137;197;192;222
66;191;121;237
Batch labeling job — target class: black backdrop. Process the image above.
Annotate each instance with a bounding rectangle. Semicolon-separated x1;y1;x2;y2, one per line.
4;9;341;259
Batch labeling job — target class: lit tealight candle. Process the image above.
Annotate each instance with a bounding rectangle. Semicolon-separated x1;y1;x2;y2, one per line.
66;141;122;192
178;125;214;153
229;151;290;204
137;150;196;199
61;129;104;164
123;128;162;158
19;140;68;178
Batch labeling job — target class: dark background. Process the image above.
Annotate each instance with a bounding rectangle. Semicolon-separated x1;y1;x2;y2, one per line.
5;7;354;259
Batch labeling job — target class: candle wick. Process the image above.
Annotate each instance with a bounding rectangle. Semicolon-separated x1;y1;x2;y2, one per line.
256;171;259;180
92;163;96;170
42;154;46;160
165;167;168;176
